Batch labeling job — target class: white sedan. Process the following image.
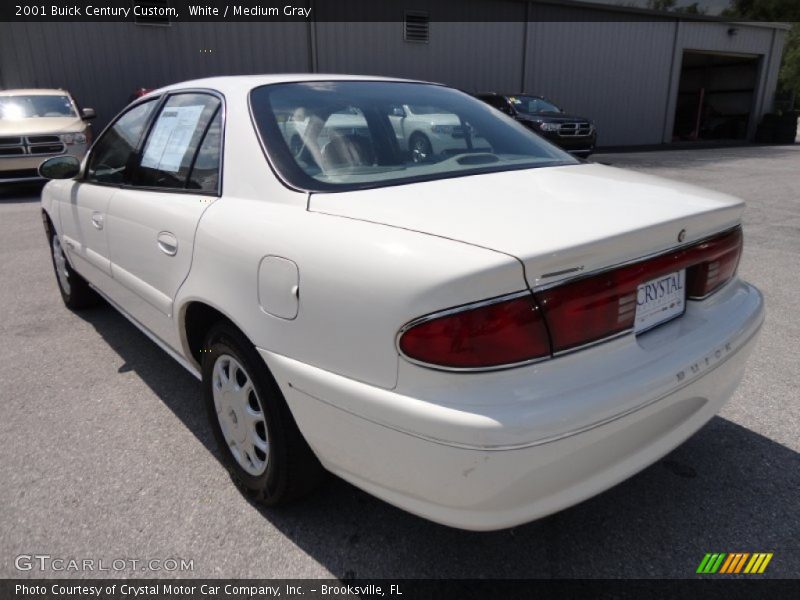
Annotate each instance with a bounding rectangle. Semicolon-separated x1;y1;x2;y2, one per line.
39;75;764;531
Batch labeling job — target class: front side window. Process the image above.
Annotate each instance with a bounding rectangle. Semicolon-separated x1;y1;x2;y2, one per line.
0;94;77;120
133;93;221;190
251;81;576;192
87;100;157;184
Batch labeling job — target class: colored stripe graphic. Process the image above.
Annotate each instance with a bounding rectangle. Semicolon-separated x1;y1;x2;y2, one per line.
744;553;774;574
733;553;750;573
758;553;774;573
720;553;748;573
719;554;736;574
698;552;773;574
697;553;727;573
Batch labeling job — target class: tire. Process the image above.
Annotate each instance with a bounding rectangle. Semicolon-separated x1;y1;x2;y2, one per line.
409;132;433;163
48;230;99;310
202;322;326;505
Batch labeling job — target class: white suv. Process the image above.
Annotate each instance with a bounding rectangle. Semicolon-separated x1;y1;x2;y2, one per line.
0;88;95;184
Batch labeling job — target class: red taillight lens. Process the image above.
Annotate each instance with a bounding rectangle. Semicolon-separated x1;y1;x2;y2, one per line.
399;228;742;369
536;227;743;353
685;227;743;298
398;296;551;369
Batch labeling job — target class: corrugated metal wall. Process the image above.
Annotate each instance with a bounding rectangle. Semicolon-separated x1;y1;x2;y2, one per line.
525;5;677;146
0;2;786;146
313;21;526;93
0;21;310;129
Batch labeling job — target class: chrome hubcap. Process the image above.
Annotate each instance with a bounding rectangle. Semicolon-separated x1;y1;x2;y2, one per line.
52;235;71;295
212;354;269;476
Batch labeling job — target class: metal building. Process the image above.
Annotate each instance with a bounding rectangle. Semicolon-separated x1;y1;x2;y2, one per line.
0;0;789;147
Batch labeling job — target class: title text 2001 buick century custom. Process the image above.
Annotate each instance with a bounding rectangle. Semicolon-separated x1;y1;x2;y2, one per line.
39;75;763;530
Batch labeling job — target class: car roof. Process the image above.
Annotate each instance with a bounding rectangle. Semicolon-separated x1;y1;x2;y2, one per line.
149;74;433;98
0;88;71;96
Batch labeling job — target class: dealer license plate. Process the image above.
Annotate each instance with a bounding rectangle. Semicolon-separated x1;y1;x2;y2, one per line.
634;270;686;334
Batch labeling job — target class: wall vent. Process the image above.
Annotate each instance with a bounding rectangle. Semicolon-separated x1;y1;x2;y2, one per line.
404;11;430;43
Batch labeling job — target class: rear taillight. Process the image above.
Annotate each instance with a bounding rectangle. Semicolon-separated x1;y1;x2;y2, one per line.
536;226;743;353
398;295;551;369
685;227;743;299
398;227;742;369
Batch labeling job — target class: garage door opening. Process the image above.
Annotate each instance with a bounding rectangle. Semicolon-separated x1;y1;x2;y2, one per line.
672;51;760;142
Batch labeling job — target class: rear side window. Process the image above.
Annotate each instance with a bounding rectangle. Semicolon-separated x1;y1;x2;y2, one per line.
187;110;222;192
133;93;221;191
87;100;157;184
480;95;511;113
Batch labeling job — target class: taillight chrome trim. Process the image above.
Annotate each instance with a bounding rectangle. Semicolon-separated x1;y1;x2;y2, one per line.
395;290;552;373
531;225;742;293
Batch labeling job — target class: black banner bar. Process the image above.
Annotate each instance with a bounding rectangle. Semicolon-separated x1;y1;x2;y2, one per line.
3;579;800;600
0;0;792;23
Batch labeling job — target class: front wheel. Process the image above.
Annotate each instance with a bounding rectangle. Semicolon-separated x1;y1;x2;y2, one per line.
202;323;326;505
49;232;99;310
410;133;433;163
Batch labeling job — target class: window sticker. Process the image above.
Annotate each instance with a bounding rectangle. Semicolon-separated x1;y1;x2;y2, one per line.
141;105;205;173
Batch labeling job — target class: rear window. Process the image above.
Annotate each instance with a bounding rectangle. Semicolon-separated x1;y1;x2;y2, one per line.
250;81;576;192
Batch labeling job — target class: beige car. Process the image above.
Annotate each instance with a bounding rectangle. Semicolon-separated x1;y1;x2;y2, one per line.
0;88;95;183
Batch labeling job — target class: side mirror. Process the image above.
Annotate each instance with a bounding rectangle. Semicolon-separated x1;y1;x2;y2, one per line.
81;107;96;120
39;156;81;180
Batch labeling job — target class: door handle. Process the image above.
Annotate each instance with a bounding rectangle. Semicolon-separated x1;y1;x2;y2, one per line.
91;212;104;230
157;231;178;256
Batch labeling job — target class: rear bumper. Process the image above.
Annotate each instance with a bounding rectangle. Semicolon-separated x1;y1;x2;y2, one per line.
261;280;764;530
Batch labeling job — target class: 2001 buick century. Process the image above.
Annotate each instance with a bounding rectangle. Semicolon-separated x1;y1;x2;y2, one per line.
39;75;764;530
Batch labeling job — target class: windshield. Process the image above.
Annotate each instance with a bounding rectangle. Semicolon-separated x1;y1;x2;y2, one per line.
250;81;577;192
0;95;77;120
508;95;563;115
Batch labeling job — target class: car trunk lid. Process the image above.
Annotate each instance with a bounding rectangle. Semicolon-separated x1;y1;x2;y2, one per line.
308;163;744;288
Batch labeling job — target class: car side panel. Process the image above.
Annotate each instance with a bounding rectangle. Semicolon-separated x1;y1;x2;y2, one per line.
174;197;527;389
56;180;116;287
102;189;215;345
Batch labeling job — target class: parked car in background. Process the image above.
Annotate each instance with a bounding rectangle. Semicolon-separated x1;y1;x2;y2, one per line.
280;103;490;164
39;75;762;531
387;103;491;162
0;89;95;184
476;92;596;157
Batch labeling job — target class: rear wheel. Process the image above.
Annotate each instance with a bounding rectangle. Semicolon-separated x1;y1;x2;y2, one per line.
202;322;326;505
49;231;99;310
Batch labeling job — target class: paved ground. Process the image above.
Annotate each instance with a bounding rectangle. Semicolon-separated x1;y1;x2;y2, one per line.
1;144;798;580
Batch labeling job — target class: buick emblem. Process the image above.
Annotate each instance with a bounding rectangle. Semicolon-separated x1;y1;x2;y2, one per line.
678;229;686;243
